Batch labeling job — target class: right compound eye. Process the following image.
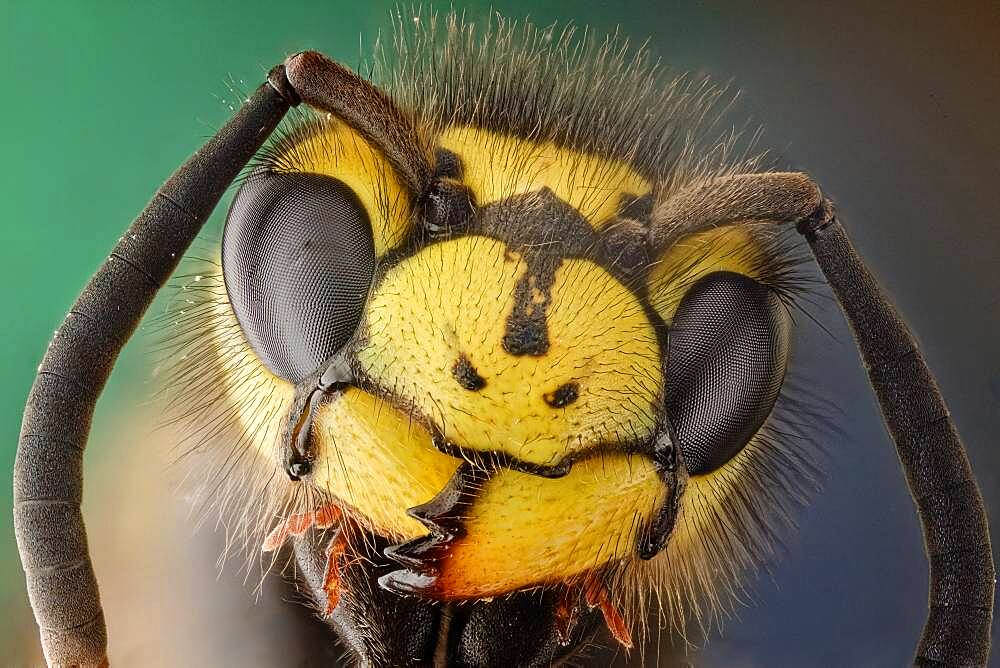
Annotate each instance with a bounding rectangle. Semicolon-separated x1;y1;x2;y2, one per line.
222;171;376;383
665;271;790;474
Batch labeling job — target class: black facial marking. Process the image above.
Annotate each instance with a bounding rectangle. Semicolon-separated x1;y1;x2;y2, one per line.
452;354;487;391
476;189;588;358
503;255;561;357
474;187;596;254
544;382;579;408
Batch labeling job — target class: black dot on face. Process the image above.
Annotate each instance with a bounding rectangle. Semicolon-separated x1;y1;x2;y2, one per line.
452;354;487;391
544;382;579;408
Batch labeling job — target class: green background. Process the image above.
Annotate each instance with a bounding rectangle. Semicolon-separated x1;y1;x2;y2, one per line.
3;1;999;665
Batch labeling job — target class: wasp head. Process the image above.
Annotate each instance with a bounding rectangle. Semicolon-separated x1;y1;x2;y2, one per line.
165;15;819;665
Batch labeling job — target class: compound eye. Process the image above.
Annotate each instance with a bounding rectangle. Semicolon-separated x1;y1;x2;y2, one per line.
666;271;789;474
223;171;376;383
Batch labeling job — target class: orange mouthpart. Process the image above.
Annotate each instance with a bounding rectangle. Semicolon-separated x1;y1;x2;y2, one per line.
261;504;341;552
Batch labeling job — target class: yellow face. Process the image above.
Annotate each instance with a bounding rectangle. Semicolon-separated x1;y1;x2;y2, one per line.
357;235;662;469
194;111;794;614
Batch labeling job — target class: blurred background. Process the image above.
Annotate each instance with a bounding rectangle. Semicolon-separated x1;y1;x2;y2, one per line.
2;1;998;665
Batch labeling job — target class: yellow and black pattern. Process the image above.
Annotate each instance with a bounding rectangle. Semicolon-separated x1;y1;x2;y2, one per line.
160;11;822;644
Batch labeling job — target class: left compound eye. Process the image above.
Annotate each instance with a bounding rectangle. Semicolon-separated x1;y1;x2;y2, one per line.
222;171;376;383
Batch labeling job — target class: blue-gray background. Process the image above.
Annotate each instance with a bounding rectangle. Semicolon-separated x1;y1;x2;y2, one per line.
2;1;998;665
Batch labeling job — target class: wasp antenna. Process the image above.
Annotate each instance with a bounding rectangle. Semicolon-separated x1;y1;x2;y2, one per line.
13;66;294;666
798;205;994;666
649;172;821;250
283;50;434;195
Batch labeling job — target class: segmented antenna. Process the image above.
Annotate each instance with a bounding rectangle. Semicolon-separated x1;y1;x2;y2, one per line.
799;207;995;666
13;67;295;666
